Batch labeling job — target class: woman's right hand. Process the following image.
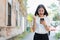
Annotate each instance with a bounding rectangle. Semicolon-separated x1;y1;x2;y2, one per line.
32;16;36;32
33;16;36;21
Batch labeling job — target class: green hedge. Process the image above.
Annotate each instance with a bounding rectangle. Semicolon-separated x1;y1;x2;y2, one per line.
55;32;60;40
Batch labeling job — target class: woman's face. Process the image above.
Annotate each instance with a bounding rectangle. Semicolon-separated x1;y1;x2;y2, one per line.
38;7;45;16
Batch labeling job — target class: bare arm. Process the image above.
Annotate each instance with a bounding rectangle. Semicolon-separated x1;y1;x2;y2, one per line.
32;16;36;32
44;24;50;31
40;20;51;31
41;21;56;31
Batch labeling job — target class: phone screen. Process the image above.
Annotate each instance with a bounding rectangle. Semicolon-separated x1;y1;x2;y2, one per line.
40;18;44;21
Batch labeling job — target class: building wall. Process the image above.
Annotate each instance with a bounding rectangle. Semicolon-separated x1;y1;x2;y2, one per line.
5;0;25;39
0;0;6;26
11;0;16;27
0;0;16;27
0;0;7;38
11;0;20;27
0;0;27;39
19;0;27;31
6;0;18;27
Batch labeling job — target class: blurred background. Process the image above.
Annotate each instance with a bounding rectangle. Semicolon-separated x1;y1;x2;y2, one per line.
0;0;60;40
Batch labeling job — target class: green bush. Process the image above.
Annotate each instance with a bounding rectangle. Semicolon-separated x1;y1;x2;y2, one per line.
55;32;60;40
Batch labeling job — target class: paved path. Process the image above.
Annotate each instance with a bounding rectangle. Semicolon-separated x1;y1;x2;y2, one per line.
0;37;6;40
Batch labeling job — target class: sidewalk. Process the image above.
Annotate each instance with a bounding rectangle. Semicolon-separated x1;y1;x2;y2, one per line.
22;32;34;40
0;37;6;40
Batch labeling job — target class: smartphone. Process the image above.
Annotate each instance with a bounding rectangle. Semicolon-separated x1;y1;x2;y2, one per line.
40;18;44;21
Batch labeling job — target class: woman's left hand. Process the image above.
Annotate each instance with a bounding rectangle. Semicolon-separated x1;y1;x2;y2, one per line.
40;20;50;31
50;27;56;31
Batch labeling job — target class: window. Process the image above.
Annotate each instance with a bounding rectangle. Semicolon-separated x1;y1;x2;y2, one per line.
7;3;11;26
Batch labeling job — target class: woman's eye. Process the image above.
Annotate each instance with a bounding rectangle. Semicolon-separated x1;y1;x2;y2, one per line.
38;10;44;12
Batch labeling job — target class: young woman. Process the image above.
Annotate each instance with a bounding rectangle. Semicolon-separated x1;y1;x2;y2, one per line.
32;4;56;40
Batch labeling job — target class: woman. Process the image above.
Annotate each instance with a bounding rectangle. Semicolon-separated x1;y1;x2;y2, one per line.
32;4;56;40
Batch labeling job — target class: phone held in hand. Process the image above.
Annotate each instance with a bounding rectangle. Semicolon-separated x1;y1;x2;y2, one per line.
40;18;44;21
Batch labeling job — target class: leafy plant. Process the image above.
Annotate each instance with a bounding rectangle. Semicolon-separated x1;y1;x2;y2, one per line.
55;32;60;40
53;13;60;21
27;14;33;23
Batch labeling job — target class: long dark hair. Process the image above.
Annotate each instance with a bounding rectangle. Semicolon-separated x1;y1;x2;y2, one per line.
35;4;48;16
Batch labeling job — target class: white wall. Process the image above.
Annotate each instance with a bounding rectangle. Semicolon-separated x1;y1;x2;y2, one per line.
21;17;25;32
